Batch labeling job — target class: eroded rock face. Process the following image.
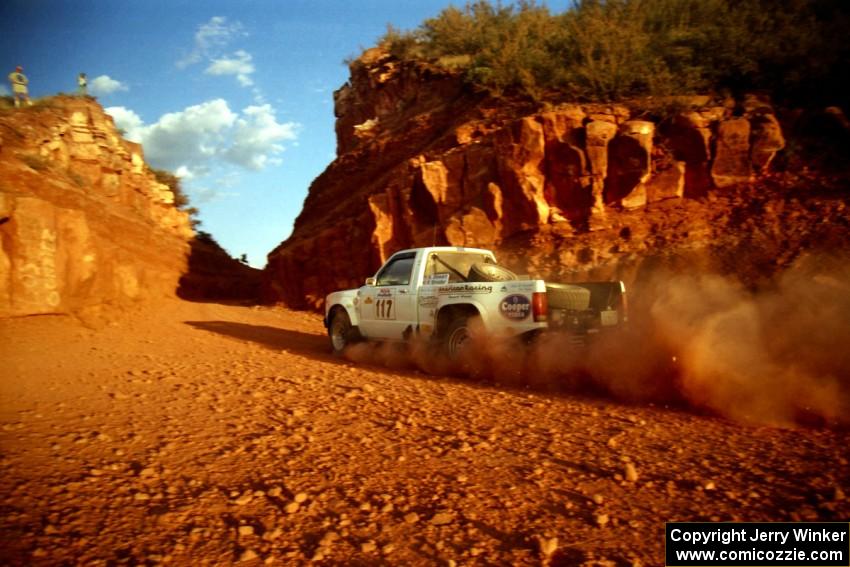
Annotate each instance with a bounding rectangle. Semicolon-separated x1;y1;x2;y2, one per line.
0;97;193;317
264;50;793;309
750;113;785;172
334;48;468;156
712;118;753;188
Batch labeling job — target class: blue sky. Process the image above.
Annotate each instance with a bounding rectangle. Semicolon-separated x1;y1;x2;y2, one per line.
1;0;569;267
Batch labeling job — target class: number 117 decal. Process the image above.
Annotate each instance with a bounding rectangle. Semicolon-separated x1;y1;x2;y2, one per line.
376;298;394;320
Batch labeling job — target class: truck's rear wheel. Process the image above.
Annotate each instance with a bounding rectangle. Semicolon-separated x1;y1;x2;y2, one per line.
329;309;359;355
443;317;473;360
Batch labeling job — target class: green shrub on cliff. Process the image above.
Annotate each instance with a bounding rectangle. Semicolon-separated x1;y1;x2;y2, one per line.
379;0;849;104
152;168;190;209
383;1;559;99
152;168;201;227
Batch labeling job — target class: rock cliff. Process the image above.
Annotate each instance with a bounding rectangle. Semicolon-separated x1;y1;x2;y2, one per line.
177;233;262;302
0;96;194;318
265;49;848;309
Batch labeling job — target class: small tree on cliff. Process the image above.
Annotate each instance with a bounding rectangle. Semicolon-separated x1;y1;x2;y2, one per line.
152;168;201;228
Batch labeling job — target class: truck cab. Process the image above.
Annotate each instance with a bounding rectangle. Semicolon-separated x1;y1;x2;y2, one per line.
324;246;625;358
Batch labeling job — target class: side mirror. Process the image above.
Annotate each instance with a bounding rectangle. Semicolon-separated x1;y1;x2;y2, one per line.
365;277;376;286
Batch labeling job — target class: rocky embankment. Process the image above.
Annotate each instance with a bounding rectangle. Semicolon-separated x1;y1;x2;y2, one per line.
264;48;849;308
0;97;194;319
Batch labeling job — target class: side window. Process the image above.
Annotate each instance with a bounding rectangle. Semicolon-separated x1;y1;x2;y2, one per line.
376;255;415;286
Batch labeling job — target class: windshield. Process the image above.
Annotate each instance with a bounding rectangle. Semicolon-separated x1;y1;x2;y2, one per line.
423;252;494;284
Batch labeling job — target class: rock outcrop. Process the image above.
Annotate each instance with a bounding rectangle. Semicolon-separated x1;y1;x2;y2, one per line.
0;97;193;318
265;49;848;309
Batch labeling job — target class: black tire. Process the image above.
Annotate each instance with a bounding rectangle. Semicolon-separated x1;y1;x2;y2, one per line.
328;309;359;355
443;316;473;361
467;262;517;282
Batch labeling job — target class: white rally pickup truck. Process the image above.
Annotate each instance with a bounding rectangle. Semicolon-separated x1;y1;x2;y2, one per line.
324;246;626;358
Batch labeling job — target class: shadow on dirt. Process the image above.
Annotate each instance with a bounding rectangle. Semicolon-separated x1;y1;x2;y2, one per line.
185;321;846;430
185;321;330;358
183;319;689;412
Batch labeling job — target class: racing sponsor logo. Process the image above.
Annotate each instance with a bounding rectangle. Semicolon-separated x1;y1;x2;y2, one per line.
418;295;438;308
501;284;534;293
377;288;393;297
425;273;450;285
500;294;531;320
437;284;493;295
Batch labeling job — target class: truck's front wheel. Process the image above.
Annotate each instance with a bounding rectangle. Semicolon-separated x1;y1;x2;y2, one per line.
329;309;359;355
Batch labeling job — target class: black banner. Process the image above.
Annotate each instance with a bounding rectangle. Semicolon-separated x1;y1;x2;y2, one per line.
666;522;849;566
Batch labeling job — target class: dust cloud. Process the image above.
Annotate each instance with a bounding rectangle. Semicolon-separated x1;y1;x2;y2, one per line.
638;252;850;426
343;253;850;426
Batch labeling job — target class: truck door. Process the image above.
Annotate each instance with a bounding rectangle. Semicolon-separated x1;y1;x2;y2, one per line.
358;252;417;340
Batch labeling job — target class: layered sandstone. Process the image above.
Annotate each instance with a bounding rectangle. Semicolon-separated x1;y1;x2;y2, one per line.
265;49;847;309
0;96;193;318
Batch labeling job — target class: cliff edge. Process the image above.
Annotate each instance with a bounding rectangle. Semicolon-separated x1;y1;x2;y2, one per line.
0;96;194;319
265;48;849;309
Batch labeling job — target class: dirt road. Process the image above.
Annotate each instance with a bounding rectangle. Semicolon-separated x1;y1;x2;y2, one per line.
1;300;847;565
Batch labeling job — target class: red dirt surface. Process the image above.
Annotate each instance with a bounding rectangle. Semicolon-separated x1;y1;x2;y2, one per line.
1;300;848;565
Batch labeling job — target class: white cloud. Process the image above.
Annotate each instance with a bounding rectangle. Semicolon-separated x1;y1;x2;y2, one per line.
196;16;241;48
178;17;259;90
215;171;242;188
106;100;300;177
205;49;255;87
225;104;299;169
89;75;128;96
177;16;245;69
140;99;238;172
105;106;144;141
189;185;240;204
174;166;194;180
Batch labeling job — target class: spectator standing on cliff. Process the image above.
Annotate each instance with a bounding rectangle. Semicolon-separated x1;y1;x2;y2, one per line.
77;72;87;96
7;66;32;107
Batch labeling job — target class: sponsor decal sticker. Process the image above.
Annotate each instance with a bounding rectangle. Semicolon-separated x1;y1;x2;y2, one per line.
500;294;531;320
377;288;393;297
364;297;373;305
418;295;439;308
437;284;493;295
425;273;450;285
